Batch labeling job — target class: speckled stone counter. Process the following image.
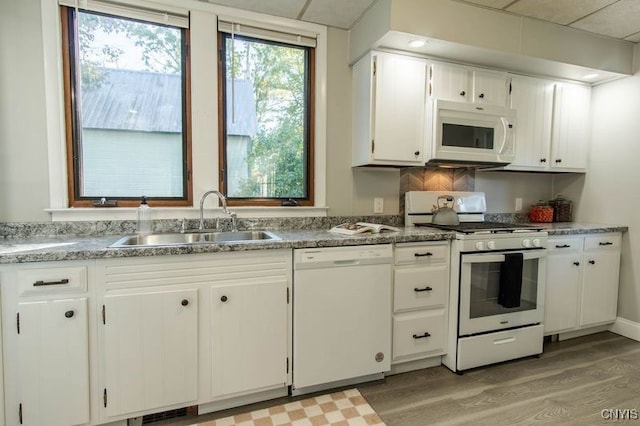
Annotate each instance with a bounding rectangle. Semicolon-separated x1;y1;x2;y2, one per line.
0;227;453;264
534;222;628;236
0;220;627;264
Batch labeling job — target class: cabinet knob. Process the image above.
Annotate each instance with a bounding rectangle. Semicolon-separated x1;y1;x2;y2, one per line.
181;299;189;307
573;261;580;266
220;295;228;302
414;151;420;156
64;310;74;318
459;90;466;96
478;93;485;99
412;332;431;339
555;159;562;163
540;158;547;163
588;260;596;265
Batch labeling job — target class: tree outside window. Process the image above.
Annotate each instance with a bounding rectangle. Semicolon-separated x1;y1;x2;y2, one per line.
220;34;313;204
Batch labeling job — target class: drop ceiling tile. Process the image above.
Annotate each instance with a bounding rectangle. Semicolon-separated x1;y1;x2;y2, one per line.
570;0;640;38
302;0;375;29
458;0;514;8
507;0;617;25
204;0;306;20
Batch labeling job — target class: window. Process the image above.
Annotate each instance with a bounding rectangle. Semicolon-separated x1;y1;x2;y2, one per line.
61;5;191;207
218;29;315;206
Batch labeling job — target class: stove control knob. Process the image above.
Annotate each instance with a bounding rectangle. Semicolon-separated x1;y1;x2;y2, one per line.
532;238;542;247
475;241;485;250
487;241;496;250
522;239;532;248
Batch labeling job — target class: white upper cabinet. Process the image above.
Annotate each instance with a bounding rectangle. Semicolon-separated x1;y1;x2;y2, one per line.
430;62;508;107
551;82;591;171
352;51;428;166
506;76;591;172
507;75;555;170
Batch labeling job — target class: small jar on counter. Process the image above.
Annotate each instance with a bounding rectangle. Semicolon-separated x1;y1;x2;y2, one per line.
549;195;573;222
529;201;554;223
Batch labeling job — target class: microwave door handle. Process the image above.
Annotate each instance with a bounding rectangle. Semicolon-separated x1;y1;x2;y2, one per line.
498;117;508;154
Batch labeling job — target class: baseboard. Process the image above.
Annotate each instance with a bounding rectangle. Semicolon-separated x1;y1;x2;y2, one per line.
388;356;441;376
609;317;640;342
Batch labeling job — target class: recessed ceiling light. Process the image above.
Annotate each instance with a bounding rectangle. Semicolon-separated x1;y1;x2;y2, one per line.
583;73;599;80
408;39;427;48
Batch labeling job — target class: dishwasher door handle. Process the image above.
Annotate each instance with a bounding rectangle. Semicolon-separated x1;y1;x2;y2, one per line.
332;260;360;266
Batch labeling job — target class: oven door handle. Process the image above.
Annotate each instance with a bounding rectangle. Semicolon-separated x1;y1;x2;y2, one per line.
462;250;546;264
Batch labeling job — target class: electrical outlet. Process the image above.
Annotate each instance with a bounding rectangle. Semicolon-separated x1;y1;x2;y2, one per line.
374;197;384;214
515;197;523;212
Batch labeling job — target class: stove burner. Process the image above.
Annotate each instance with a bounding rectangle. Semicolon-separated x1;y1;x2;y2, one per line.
415;221;544;234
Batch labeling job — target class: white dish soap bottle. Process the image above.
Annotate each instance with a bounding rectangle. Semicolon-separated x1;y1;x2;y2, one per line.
136;196;152;234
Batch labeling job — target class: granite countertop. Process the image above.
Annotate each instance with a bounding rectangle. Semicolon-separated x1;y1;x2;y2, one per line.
0;227;453;264
0;222;628;265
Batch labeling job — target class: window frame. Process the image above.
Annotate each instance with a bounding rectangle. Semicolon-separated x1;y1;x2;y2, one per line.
60;5;193;208
217;31;315;207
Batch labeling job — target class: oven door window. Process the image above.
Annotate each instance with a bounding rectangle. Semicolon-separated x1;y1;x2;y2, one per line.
442;123;494;149
468;258;538;318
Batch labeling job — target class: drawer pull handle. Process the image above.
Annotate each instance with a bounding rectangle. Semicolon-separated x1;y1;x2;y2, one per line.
599;241;613;246
414;286;433;292
588;260;596;265
555;244;571;249
181;299;189;307
413;332;431;339
493;336;516;345
64;310;75;318
573;261;580;266
33;278;70;287
414;252;433;257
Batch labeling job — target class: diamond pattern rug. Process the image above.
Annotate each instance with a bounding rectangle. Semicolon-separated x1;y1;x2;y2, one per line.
197;389;385;426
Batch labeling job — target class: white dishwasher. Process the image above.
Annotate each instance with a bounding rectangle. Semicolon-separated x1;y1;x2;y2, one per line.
292;244;392;395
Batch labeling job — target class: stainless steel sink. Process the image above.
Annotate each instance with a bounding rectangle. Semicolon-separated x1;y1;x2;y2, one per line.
110;231;281;248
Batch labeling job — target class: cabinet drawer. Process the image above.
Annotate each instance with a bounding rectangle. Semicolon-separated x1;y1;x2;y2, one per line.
394;265;447;311
547;237;583;254
584;233;621;251
395;244;448;265
16;265;87;296
393;310;445;360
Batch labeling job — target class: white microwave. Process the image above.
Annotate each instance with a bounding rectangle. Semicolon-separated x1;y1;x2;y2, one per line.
430;100;516;167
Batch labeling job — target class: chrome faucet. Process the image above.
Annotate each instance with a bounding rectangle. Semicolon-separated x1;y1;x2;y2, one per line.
199;190;238;232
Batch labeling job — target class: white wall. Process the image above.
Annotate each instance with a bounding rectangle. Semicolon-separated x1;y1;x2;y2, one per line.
475;171;554;214
0;0;51;221
554;48;640;323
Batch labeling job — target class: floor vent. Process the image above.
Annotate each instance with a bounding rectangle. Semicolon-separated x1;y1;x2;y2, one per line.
141;406;195;424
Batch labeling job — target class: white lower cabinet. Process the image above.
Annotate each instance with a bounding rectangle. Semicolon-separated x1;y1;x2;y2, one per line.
209;278;288;399
102;288;198;418
96;250;292;423
1;262;92;426
544;233;621;336
392;242;450;364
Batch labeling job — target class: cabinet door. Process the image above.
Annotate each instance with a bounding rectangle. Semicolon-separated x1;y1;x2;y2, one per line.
580;251;620;326
544;254;581;334
472;69;508;106
372;53;427;163
103;289;198;418
430;62;469;102
16;298;90;426
508;75;554;169
210;278;288;398
551;83;591;171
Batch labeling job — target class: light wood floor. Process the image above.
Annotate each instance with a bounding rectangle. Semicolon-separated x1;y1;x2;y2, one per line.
162;332;640;426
